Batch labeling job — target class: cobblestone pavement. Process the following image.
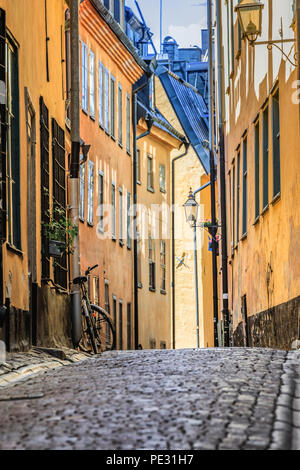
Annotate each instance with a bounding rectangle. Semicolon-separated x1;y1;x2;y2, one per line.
0;348;299;450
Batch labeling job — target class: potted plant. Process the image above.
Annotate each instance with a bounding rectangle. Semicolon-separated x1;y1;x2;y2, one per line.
42;205;78;258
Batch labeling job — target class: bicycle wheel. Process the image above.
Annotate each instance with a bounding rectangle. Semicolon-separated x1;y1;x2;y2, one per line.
91;304;116;352
79;308;99;354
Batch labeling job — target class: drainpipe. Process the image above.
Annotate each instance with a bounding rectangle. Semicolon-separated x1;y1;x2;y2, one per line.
132;77;153;350
216;0;230;347
208;0;219;347
171;142;190;350
69;0;82;346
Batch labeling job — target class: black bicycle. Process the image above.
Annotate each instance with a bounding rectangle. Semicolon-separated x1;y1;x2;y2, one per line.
73;265;116;354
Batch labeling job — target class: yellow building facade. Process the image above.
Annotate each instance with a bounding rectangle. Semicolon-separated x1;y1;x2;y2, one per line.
0;0;73;351
216;0;300;349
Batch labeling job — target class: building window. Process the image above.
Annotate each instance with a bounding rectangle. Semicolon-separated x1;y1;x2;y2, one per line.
147;154;154;191
159;164;166;192
98;171;104;232
150;338;156;349
89;50;95;119
119;300;123;350
111;182;116;240
119;187;123;243
136;148;141;183
254;119;260;220
127;303;131;350
137;230;142;285
112;295;117;330
149;236;156;290
272;90;280;198
242;136;247;236
105;68;110;134
127;191;131;249
6;35;21;249
81;41;88;113
93;276;100;305
65;9;71;123
118;84;123;146
104;281;110;314
52;119;67;289
263;106;269;210
126;93;131;153
236;150;240;243
160;240;166;292
110;75;115;139
99;61;104;128
87;160;94;225
79;161;85;221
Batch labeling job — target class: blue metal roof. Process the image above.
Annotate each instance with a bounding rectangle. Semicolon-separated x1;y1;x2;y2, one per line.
156;65;210;174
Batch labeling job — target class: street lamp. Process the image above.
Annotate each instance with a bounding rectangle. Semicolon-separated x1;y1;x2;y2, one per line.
235;0;297;66
235;0;264;45
184;189;199;228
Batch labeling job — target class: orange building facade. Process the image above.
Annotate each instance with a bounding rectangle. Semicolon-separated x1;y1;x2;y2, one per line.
76;0;146;350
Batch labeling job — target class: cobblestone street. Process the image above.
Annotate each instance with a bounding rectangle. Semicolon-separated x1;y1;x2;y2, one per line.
0;348;300;450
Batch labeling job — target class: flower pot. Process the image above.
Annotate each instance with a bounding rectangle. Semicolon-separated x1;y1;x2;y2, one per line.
49;240;65;258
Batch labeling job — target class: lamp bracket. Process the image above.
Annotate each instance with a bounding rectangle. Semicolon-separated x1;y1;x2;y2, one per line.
251;38;297;66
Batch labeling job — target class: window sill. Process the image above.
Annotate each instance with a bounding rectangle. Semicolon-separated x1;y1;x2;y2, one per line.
138;282;143;289
6;243;23;257
149;287;156;293
82;108;88;116
160;289;167;295
136;180;141;186
105;130;110;136
160;188;166;194
118;141;123;149
127;150;131;157
99;123;104;130
79;218;85;224
271;192;281;206
261;204;269;217
241;232;247;242
147;187;154;194
112;236;117;243
87;222;94;228
119;240;124;247
127;245;132;251
90;115;95;122
111;135;116;142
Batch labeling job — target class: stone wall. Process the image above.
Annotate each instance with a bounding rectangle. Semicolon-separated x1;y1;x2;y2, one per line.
233;295;300;350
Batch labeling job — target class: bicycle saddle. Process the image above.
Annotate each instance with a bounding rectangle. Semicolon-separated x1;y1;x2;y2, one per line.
73;276;88;285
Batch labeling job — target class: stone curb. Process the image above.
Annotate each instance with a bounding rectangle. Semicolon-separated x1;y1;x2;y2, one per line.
269;351;300;450
0;353;91;389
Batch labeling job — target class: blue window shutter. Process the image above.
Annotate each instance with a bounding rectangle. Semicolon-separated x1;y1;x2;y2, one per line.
105;68;110;133
104;0;110;9
99;62;104;127
89;51;95;119
79;161;85;221
114;0;120;23
87;161;94;225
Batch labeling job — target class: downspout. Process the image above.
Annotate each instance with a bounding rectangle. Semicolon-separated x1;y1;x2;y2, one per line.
208;0;219;347
132;76;153;350
171;142;190;350
69;0;82;346
216;0;230;346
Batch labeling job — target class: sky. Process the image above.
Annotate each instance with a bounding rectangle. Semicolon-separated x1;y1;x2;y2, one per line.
125;0;208;52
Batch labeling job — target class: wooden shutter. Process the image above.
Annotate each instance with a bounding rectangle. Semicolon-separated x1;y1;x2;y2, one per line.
0;9;6;240
40;97;50;279
52;118;67;289
99;62;104;127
